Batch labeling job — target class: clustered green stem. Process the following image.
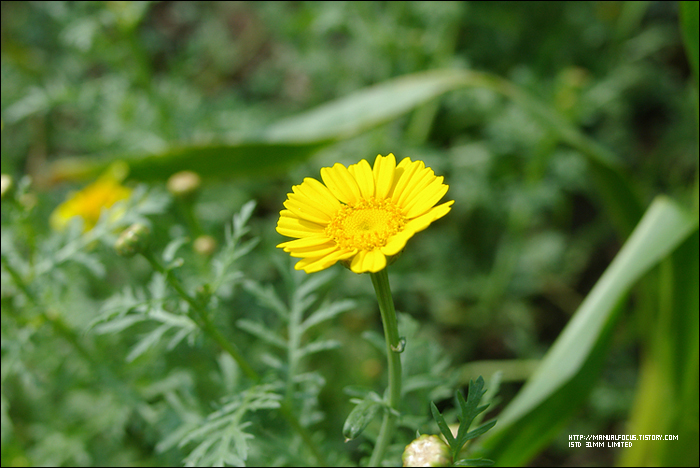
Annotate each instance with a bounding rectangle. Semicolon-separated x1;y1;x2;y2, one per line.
139;250;327;467
368;268;403;467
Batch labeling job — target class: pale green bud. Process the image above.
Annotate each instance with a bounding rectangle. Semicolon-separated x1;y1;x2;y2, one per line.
115;223;151;257
167;171;201;201
193;235;217;256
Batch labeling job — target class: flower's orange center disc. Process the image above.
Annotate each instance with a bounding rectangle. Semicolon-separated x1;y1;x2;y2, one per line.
325;197;405;251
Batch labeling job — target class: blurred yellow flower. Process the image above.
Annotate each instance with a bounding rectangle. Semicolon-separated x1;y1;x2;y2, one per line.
277;153;453;274
50;174;132;232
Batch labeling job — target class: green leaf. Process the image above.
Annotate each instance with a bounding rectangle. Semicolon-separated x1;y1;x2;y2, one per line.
125;324;170;362
299;299;356;333
46;141;327;183
453;377;492;458
243;280;289;322
264;69;470;142
476;196;698;466
430;401;455;447
236;319;287;351
430;379;497;466
342;399;383;441
620;228;699;466
464;420;497;442
297;338;341;357
680;1;699;91
178;384;282;467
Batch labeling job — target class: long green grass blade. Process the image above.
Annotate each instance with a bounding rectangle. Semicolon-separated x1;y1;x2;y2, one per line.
46;141;328;183
620;229;699;467
264;69;469;143
475;196;698;466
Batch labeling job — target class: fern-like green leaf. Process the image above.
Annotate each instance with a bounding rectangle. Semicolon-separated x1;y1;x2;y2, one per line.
430;376;496;466
178;384;282;467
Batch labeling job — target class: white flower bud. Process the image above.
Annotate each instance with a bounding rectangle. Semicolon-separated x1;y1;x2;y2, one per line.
402;434;451;467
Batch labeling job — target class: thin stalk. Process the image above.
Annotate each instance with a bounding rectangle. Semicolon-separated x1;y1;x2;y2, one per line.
139;250;326;466
285;297;303;405
368;268;402;466
178;199;205;239
142;249;258;381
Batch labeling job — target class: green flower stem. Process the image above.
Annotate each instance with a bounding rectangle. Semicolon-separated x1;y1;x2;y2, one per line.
368;268;402;467
179;199;204;239
141;249;258;381
139;250;327;466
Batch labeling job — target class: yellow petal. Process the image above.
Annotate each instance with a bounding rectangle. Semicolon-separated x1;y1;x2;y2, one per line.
403;178;449;219
397;157;414;169
403;200;454;234
277;236;333;250
287;242;339;258
348;159;375;199
295;248;356;273
373;154;396;199
294;177;341;212
396;166;435;209
381;230;413;256
379;200;453;256
428;200;454;221
276;212;325;238
289;188;336;218
350;249;387;273
391;159;425;205
285;195;332;224
387;157;412;198
321;163;362;205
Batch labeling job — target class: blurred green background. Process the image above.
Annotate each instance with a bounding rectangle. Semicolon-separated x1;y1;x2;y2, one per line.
1;1;697;466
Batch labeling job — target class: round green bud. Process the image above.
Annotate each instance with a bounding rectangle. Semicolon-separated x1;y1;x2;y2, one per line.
193;235;217;256
402;434;451;467
167;171;201;201
115;223;151;257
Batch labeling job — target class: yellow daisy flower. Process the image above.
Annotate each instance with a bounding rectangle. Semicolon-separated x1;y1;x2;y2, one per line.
276;153;453;274
50;174;132;232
